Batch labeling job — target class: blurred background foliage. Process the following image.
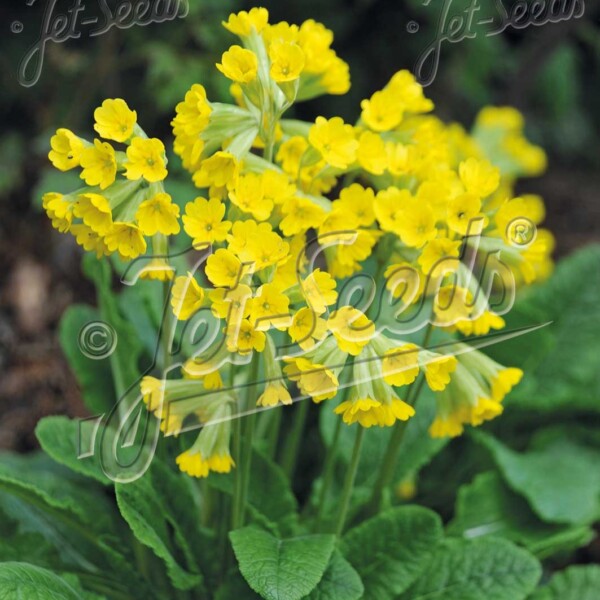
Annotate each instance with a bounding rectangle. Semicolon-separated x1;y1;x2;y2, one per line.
0;0;598;444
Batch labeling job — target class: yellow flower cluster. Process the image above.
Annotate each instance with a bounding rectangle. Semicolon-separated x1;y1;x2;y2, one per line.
45;99;177;279
45;7;554;479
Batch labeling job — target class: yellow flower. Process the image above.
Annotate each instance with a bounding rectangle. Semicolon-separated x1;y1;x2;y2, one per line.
249;283;291;331
388;70;434;114
80;139;117;190
176;449;235;478
433;285;473;329
422;353;457;391
333;184;376;227
222;7;269;36
298;19;334;72
308;116;358;169
73;193;113;235
49;128;85;171
258;382;293;407
124;137;168;182
494;195;545;244
171;273;204;320
209;283;253;321
135;193;181;236
183;197;231;246
104;223;147;260
269;40;305;82
206;248;243;288
386;142;410;176
262;169;296;205
288;307;328;351
279;196;326;236
139;258;174;281
319;54;350;95
94;98;137;143
227;318;266;354
418;238;462;275
382;344;420;387
357;131;388;175
216;46;258;83
335;398;414;428
193;151;239;188
172;84;212;138
301;269;338;314
236;230;289;271
263;21;299;45
276;136;309;177
283;358;339;402
454;311;505;336
374;187;411;232
141;376;164;411
70;224;110;258
361;89;403;132
43;192;75;232
227;220;271;256
447;193;487;236
229;172;272;221
394;199;437;248
458;158;500;198
327;307;375;355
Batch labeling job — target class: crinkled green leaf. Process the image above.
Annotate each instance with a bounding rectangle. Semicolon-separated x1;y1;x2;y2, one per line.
36;417;110;486
475;432;600;525
487;245;600;413
0;562;83;600
399;538;541;600
306;551;363;600
530;565;600;600
341;505;443;599
448;471;594;559
230;526;335;600
115;460;204;592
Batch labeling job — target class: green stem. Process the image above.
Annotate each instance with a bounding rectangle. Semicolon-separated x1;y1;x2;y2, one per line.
266;406;283;459
237;354;260;527
161;277;173;373
280;399;310;479
335;426;365;536
231;409;243;531
314;417;342;531
367;322;434;513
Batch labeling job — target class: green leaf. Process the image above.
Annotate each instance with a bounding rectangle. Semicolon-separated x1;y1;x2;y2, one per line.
0;453;115;532
115;460;204;592
0;562;83;600
0;453;145;593
530;565;600;600
306;551;363;600
474;432;600;525
341;505;443;599
229;526;336;600
59;305;115;414
398;538;541;600
487;245;600;413
448;472;594;559
208;449;299;534
35;417;110;486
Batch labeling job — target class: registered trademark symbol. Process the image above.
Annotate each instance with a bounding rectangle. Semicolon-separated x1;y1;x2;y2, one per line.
11;21;24;34
507;217;537;247
407;21;420;33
